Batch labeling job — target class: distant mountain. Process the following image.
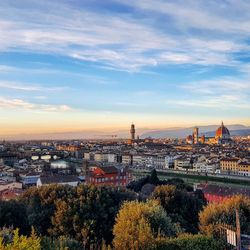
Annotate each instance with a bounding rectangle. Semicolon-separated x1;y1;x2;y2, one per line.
141;124;250;139
204;129;250;137
0;128;152;141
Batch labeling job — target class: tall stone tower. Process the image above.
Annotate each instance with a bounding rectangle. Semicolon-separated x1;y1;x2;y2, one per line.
130;123;135;140
193;127;199;144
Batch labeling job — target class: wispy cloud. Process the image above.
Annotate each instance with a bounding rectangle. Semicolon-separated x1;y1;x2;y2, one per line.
165;95;250;110
177;76;250;111
0;0;249;71
0;80;67;92
0;96;72;112
115;0;250;34
182;78;250;95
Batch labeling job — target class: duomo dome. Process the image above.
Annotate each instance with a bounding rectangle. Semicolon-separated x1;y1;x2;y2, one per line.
215;121;230;139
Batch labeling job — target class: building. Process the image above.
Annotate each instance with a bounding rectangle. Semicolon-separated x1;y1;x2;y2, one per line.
20;172;41;186
186;122;232;145
94;153;108;162
196;184;250;203
84;152;93;161
132;154;143;166
0;188;24;201
0;181;23;201
174;158;192;170
122;154;132;165
220;158;250;176
152;155;166;169
0;181;22;192
186;135;193;144
108;153;117;163
193;127;199;144
238;161;250;177
37;175;79;187
215;121;231;144
220;158;240;175
130;123;135;140
87;166;131;186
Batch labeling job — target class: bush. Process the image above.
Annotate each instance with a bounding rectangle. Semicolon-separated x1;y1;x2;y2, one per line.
41;236;83;250
154;234;224;250
152;185;206;233
113;200;176;250
199;195;250;236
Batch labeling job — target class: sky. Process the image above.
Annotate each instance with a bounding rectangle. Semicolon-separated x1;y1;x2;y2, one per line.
0;0;250;137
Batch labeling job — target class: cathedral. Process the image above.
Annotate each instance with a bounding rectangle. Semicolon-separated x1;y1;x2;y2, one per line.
214;121;231;144
186;121;232;145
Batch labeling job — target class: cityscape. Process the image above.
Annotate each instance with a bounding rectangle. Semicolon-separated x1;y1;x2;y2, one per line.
0;0;250;250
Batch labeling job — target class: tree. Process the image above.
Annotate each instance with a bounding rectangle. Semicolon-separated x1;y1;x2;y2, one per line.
0;228;41;250
20;184;75;235
155;233;224;250
0;200;29;235
127;175;193;193
50;185;135;248
140;183;156;200
41;236;83;250
127;176;150;192
199;195;250;236
113;200;176;250
149;169;159;185
152;185;206;233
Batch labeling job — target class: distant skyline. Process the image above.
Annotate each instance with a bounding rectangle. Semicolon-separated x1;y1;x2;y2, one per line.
0;0;250;137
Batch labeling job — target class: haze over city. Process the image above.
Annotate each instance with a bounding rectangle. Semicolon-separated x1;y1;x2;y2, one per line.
0;0;250;138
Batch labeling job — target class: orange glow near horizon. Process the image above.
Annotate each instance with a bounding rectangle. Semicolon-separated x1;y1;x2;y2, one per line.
0;114;249;137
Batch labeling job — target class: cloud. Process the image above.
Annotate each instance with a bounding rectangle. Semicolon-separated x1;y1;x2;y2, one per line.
116;0;250;35
177;76;250;111
0;96;72;112
165;95;250;110
0;80;67;92
182;78;250;95
0;0;249;71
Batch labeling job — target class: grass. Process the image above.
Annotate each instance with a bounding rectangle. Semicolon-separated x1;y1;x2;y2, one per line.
133;170;250;187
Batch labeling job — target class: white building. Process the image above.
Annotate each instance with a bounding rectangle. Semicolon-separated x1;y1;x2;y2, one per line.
152;155;166;169
84;152;91;160
122;154;132;165
108;153;117;163
94;153;108;162
174;158;192;170
132;155;143;166
37;175;79;187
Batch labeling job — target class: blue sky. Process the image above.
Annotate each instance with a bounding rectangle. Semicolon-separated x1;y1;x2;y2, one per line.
0;0;250;136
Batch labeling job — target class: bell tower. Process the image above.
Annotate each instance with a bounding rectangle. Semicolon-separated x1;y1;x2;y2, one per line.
130;123;135;140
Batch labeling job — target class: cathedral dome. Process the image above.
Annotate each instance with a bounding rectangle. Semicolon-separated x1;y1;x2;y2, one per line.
215;121;230;139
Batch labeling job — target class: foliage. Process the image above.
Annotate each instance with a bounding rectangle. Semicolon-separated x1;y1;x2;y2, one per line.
154;234;224;250
0;227;41;250
149;169;159;185
127;170;193;193
49;185;135;248
199;195;250;236
41;236;83;250
158;178;193;191
152;185;206;233
0;200;29;235
156;171;250;187
113;200;176;250
127;176;150;192
20;184;74;236
140;183;156;200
